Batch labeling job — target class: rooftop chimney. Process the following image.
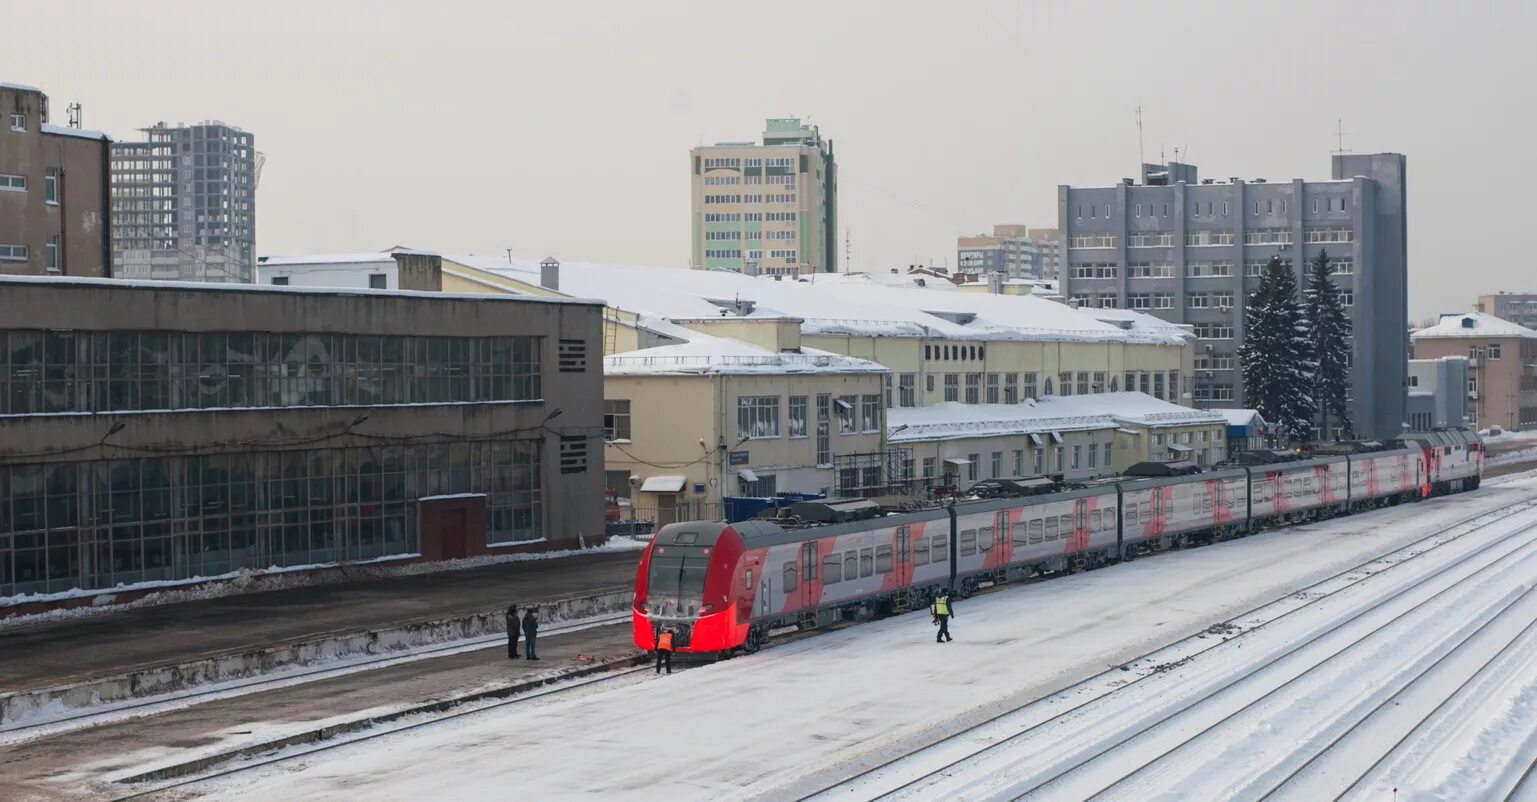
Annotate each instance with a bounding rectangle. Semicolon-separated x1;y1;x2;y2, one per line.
540;256;560;291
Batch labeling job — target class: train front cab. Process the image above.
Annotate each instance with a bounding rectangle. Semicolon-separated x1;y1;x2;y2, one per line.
631;521;750;654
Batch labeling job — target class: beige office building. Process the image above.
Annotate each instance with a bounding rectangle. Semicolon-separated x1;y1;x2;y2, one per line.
690;118;836;276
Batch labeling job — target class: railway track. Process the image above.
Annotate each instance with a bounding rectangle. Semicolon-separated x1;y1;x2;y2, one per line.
797;493;1537;801
0;611;631;743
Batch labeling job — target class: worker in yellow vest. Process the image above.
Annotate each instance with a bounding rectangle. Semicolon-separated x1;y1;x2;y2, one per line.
655;627;675;674
931;589;954;643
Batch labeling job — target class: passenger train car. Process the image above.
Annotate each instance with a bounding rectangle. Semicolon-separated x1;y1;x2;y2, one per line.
632;430;1483;655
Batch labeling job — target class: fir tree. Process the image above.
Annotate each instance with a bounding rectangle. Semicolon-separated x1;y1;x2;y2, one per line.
1304;249;1353;439
1238;256;1316;443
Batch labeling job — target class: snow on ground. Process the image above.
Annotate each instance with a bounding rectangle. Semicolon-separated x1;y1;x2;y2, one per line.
174;477;1537;802
0;537;646;631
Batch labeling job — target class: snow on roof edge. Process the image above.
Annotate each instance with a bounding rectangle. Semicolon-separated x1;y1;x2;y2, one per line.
0;274;604;306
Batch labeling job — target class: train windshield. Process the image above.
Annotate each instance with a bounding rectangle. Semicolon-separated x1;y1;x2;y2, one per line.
647;545;710;618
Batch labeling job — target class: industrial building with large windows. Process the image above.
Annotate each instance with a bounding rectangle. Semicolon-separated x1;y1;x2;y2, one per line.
0;276;605;598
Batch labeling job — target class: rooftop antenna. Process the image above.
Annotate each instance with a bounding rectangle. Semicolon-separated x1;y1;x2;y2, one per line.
844;227;851;273
66;102;82;129
505;248;512;263
1135;105;1145;168
1332;119;1351;155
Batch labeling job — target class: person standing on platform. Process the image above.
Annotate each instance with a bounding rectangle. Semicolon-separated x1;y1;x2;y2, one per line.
654;627;675;675
505;604;520;659
522;607;541;660
931;589;954;643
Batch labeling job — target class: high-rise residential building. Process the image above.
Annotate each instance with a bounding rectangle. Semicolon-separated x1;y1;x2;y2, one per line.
957;224;1056;279
1026;227;1062;280
690;117;836;275
110;121;256;283
1058;153;1409;440
1474;293;1537;331
0;82;111;278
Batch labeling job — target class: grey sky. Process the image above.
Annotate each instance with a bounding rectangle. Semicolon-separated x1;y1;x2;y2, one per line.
6;0;1533;321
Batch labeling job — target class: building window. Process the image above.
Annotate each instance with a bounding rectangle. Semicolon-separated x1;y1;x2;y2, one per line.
9;114;24;131
899;373;916;407
1340;291;1354;307
1044;377;1054;396
1023;372;1038;401
1059;372;1073;397
788;395;808;438
1068;233;1117;249
1004;373;1019;404
0;174;25;192
1126;262;1174;278
1034;448;1045;474
1104;442;1113;467
1303;227;1354;243
1076;372;1090;396
926;374;935;394
944;374;959;402
985;373;1000;404
1169;371;1179;401
271;276;290;285
603;400;631;441
1127;233;1175;248
836;395;857;433
44;235;59;273
368;274;387;289
1186;261;1234;278
967;454;980;482
965;372;981;404
1490;343;1503;360
1013;449;1024;476
922;457;936;479
1186;230;1235;247
44;168;58;204
738;396;781;439
1088;442;1098;468
1071;445;1081;470
861;394;881;432
991;451;1002;478
1192;323;1236;340
1092;372;1106;394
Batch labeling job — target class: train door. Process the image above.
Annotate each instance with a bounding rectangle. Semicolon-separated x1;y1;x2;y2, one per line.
799;541;819;611
994;512;1012;565
895;525;913;587
1072;498;1089;551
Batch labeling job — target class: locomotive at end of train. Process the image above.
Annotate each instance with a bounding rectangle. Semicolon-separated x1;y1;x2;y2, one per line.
631;429;1484;655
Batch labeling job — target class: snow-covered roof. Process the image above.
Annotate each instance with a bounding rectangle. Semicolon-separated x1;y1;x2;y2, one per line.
887;393;1225;443
40;123;108;141
604;333;887;377
447;254;1189;346
0;82;42;92
260;252;399;267
0;274;602;306
1218;408;1266;428
1412;312;1537;340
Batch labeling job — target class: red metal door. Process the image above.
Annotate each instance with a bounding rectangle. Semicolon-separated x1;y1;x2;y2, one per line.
441;509;467;559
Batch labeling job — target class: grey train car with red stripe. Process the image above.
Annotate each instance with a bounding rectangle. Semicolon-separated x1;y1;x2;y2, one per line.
631;429;1483;655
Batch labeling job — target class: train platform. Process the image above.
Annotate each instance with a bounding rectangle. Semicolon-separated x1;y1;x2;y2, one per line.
0;548;643;696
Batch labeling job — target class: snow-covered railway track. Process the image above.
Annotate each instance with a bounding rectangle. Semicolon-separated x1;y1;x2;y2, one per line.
800;495;1537;802
0;612;630;743
104;662;657;802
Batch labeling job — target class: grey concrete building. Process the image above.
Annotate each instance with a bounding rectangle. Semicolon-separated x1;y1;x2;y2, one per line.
111;122;257;283
1058;153;1409;440
0;275;605;598
1407;356;1470;431
0;82;111;278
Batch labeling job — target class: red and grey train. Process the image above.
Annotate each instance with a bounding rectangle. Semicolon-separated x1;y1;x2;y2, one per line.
631;429;1483;654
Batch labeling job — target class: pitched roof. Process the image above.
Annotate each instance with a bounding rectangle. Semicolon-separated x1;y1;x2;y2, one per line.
1412;312;1537;340
886;393;1225;443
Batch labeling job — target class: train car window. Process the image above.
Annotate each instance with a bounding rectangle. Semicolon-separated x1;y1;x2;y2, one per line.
959;529;978;556
1126;503;1139;526
931;535;949;563
1045;517;1059;540
875;545;893;573
1030;520;1044;543
860;548;874;577
1059;514;1073;535
914;537;931;565
674;532;699;545
1201;493;1212;513
1102;505;1116;523
822;554;842;584
782;562;797;593
979;526;994;551
844;551;858;579
1011;522;1030;546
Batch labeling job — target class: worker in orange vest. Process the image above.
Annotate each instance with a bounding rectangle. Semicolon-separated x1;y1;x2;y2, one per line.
654;627;675;675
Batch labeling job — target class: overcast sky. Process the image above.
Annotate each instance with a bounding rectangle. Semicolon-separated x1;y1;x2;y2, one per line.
6;0;1532;321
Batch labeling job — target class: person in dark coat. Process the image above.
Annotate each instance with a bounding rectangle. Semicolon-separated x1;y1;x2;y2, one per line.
522;607;540;660
505;604;520;659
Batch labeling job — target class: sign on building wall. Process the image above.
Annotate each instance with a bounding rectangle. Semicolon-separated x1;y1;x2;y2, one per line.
958;250;987;269
729;450;750;465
